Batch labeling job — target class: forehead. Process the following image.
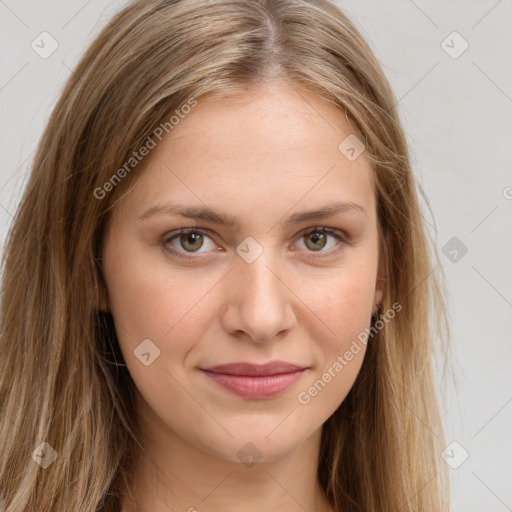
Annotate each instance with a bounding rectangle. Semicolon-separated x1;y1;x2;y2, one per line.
116;82;376;225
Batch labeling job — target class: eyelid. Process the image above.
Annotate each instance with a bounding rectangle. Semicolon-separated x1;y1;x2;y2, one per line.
161;226;349;260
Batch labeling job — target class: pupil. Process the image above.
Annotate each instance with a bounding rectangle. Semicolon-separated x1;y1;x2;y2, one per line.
307;232;326;251
181;232;203;251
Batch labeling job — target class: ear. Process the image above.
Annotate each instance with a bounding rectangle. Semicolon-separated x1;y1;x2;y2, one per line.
99;294;109;313
372;235;387;315
98;276;110;313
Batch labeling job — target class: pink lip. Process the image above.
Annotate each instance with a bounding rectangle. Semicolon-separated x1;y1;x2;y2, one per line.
200;361;308;399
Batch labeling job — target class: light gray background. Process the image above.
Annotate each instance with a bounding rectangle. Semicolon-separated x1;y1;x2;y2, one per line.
1;1;511;510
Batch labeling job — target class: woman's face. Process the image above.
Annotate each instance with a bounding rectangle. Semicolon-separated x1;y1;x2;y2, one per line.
101;82;385;463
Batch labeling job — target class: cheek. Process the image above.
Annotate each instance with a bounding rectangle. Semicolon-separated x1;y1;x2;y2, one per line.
102;249;209;415
296;233;379;340
102;239;222;372
293;270;374;410
302;267;375;343
104;231;187;329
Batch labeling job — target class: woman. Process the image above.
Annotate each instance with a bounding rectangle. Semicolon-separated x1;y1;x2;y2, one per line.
0;0;451;510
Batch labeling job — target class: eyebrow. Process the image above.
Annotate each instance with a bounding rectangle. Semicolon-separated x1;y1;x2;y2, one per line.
138;200;367;228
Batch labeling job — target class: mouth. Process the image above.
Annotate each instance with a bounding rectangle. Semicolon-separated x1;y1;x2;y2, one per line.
199;361;308;399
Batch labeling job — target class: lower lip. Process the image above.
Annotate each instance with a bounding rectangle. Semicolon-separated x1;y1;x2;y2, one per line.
201;369;306;399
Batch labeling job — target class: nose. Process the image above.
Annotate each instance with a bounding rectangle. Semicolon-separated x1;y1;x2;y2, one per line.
219;248;297;344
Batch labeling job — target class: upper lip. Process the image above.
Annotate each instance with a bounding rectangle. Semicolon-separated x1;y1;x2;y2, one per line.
201;361;307;376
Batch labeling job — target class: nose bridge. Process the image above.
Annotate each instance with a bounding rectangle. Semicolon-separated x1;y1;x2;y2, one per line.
240;251;282;308
222;237;296;342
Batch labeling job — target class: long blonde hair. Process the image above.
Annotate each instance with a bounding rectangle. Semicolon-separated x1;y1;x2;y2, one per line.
0;0;451;510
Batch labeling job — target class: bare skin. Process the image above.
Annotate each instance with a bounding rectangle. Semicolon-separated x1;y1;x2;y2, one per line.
101;80;385;512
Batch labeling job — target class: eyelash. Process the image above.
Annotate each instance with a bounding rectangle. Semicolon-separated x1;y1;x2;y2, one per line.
160;226;349;261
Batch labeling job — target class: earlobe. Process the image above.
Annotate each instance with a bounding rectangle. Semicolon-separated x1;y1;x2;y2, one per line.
99;297;109;313
98;281;110;313
375;259;386;302
372;238;387;315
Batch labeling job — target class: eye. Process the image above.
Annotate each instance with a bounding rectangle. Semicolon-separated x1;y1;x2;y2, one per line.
292;226;347;257
160;226;348;260
162;228;218;258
